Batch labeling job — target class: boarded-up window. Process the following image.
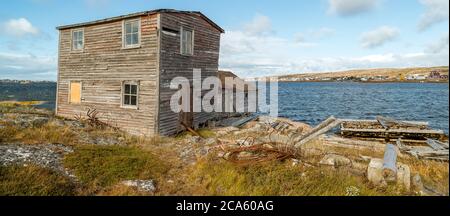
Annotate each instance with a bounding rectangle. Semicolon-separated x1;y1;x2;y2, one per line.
181;27;193;55
122;82;138;108
69;81;82;104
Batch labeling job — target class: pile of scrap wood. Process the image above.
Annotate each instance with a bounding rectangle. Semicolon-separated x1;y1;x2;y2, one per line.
219;116;338;164
397;139;449;161
338;116;448;162
340;116;446;141
218;115;448;164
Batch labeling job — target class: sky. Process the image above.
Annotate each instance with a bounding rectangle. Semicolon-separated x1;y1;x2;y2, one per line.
0;0;449;80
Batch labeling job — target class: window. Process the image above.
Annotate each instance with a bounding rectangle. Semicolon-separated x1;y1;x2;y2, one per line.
181;27;193;55
122;82;138;107
69;81;82;104
123;19;140;48
72;29;84;51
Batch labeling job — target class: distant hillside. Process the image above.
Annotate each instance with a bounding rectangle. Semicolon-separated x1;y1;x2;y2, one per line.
0;80;56;109
274;66;449;82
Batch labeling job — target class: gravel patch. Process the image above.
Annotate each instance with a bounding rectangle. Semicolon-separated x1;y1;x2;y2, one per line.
0;144;75;177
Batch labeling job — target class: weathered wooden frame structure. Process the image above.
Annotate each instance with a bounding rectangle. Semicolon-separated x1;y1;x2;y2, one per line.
56;9;224;136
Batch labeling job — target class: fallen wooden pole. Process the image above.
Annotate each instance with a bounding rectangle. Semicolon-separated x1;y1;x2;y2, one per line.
181;122;204;138
295;116;341;147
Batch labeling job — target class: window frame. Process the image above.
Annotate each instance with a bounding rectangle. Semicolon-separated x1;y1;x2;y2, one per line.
122;18;141;49
68;81;83;104
71;28;84;51
121;81;139;109
180;26;194;56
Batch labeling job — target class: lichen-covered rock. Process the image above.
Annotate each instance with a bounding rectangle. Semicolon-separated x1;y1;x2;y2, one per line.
31;117;49;127
320;154;352;167
412;174;424;193
397;163;411;191
121;180;156;193
0;144;73;176
204;138;216;145
368;158;388;187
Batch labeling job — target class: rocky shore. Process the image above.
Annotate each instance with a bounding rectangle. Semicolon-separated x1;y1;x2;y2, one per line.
1;104;448;196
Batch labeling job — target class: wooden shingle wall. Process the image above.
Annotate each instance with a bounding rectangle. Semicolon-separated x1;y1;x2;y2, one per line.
57;15;159;136
158;13;222;135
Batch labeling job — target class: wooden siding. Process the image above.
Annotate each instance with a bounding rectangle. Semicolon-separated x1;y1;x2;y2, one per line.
158;12;222;135
56;15;159;136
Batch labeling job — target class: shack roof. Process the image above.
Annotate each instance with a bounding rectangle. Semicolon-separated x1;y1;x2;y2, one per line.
218;71;257;92
56;9;225;33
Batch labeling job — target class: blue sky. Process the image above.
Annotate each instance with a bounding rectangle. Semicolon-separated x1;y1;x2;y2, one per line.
0;0;448;80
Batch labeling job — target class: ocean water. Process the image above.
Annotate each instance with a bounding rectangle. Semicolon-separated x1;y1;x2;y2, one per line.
277;82;449;134
2;81;448;134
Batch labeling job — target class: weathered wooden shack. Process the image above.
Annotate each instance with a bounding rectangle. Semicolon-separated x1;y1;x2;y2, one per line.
56;9;224;136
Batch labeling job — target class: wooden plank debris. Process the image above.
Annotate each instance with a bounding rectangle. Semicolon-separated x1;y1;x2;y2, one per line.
181;122;204;138
340;119;429;127
324;135;386;151
376;116;429;129
231;115;259;128
340;127;445;140
397;138;448;162
426;139;449;150
294;116;341;147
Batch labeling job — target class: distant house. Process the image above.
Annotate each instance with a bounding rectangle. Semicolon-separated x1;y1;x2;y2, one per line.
407;74;427;80
55;9;225;136
429;70;449;80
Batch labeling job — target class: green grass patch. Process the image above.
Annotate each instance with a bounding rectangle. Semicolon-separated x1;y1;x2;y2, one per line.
188;159;406;196
175;128;216;140
0;165;76;196
64;145;169;187
197;129;216;138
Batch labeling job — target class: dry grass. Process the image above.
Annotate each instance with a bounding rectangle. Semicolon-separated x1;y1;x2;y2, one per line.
0;165;76;196
1;124;79;145
0;101;44;107
403;158;449;194
176;157;406;196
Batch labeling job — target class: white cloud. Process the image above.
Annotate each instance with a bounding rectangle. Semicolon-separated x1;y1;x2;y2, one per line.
242;14;273;36
0;18;39;37
220;15;447;78
418;0;449;31
328;0;380;16
0;52;56;80
425;33;449;53
360;26;399;49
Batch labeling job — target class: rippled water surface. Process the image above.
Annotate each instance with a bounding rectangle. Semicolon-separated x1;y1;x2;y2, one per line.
277;82;449;133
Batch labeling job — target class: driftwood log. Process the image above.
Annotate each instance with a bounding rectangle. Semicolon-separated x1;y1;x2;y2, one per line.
383;144;398;182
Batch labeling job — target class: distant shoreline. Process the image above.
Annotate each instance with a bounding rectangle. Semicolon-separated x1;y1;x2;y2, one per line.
277;80;449;84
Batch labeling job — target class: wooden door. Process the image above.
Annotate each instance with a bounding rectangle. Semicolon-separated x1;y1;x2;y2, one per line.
70;81;81;104
180;88;194;129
